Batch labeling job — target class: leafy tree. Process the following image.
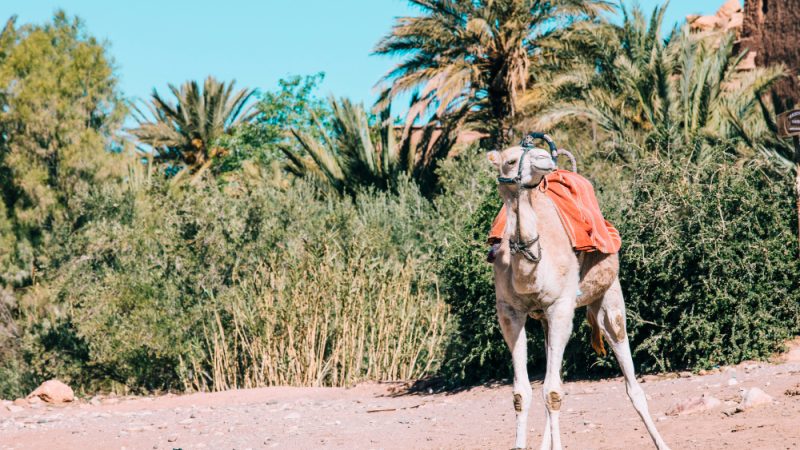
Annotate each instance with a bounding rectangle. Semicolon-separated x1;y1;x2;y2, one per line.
0;11;125;286
214;73;331;173
534;3;785;166
130;76;256;174
284;97;412;194
374;0;612;150
0;12;126;398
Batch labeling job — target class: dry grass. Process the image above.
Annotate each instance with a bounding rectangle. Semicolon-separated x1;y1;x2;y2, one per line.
183;257;448;391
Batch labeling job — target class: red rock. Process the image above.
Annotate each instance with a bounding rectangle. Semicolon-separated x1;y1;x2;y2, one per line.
718;0;742;19
690;15;721;31
27;379;74;404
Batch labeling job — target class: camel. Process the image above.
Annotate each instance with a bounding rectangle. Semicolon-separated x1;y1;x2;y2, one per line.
487;143;670;450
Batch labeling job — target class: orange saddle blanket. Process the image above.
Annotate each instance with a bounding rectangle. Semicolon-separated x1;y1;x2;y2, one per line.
488;170;621;254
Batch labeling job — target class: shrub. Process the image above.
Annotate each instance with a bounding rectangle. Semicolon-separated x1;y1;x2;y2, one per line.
5;177;450;395
613;160;800;372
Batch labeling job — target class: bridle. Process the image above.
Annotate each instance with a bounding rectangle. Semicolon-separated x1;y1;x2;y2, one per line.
496;132;558;189
496;132;559;263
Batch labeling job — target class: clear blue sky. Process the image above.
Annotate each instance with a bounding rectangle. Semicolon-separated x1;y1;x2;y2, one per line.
2;0;723;107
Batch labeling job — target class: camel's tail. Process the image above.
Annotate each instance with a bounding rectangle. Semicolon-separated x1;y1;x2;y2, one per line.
586;310;606;356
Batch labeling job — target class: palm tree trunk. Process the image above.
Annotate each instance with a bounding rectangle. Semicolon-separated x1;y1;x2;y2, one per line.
741;0;800;111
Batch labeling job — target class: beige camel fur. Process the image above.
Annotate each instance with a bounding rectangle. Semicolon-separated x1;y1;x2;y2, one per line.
487;146;670;450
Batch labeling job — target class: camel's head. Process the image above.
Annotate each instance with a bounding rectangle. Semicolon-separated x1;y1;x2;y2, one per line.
487;146;555;190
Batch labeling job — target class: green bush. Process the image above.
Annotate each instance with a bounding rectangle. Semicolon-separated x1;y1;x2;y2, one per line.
436;156;800;383
4;176;451;395
614;160;800;372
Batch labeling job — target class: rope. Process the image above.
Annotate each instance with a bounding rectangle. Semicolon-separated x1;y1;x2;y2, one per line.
556;148;577;172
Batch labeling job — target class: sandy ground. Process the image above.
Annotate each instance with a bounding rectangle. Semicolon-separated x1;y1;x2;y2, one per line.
2;351;800;450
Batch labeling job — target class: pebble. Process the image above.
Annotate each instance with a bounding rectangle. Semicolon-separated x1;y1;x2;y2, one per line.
738;387;773;410
666;393;721;415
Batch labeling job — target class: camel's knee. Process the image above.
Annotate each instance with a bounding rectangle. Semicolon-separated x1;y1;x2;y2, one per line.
513;392;522;412
602;308;626;343
543;389;563;412
513;385;532;413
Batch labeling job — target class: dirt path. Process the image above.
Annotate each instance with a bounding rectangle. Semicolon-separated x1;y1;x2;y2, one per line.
2;358;800;450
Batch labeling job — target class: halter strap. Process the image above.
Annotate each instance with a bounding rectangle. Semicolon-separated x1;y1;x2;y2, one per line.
496;132;559;188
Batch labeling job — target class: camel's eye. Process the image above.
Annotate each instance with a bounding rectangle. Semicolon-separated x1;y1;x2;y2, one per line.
506;159;517;166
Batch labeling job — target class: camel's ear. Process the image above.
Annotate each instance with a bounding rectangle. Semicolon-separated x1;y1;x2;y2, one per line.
486;150;501;169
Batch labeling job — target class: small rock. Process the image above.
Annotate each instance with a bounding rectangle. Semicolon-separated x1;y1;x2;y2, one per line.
27;380;74;404
6;405;24;413
742;363;760;373
717;0;742;18
167;435;178;442
738;387;773;411
126;424;154;432
666;394;721;415
679;371;692;378
13;398;28;407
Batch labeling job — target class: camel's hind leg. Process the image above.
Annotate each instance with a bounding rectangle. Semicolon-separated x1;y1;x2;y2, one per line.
497;302;532;450
588;279;671;450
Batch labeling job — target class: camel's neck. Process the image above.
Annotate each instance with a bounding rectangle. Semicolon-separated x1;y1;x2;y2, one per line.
503;188;542;280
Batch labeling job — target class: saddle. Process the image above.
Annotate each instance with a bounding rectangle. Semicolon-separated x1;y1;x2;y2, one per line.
487;169;621;254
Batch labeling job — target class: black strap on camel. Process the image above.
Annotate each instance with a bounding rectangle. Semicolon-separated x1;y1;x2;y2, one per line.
496;132;563;263
496;132;558;187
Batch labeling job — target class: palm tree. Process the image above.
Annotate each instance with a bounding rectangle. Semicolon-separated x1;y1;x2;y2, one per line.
130;76;256;173
283;97;414;195
533;3;786;166
374;0;613;150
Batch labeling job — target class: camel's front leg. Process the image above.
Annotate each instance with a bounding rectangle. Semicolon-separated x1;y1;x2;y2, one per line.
539;318;551;450
497;303;531;450
542;300;574;450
